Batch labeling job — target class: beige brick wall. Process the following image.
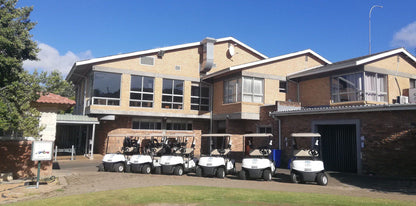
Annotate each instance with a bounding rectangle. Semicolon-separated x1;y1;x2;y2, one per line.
210;41;264;73
246;54;325;76
388;75;410;104
299;77;331;106
366;54;416;75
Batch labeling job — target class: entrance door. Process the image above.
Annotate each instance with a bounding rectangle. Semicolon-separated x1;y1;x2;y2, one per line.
317;125;357;173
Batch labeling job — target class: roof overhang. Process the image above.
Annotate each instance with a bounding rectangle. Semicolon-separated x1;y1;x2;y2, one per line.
66;37;268;83
271;103;416;117
288;48;416;80
56;114;99;125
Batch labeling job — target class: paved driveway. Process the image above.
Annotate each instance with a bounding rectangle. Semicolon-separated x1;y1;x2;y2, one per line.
46;155;416;202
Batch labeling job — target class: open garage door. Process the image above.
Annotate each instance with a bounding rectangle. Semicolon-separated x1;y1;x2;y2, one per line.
317;124;357;173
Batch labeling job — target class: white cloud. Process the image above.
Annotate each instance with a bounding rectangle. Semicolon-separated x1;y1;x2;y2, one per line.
391;21;416;48
23;43;93;76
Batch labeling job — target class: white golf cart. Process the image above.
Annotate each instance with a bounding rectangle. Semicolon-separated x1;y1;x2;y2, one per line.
290;133;328;186
239;133;275;181
160;134;197;176
98;136;139;172
128;134;165;174
196;134;236;178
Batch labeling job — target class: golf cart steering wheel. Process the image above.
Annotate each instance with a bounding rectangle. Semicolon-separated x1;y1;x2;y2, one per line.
308;149;319;156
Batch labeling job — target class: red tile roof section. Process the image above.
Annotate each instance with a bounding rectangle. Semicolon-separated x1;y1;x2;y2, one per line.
36;93;76;105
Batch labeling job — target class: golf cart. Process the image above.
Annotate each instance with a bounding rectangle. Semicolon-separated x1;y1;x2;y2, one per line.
196;134;236;178
160;134;197;176
239;133;275;181
290;133;328;186
98;136;140;172
128;134;165;174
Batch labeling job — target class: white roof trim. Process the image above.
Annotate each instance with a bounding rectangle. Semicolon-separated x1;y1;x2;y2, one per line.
74;37;267;67
202;49;330;80
356;48;416;65
230;49;330;71
216;37;268;59
288;48;416;79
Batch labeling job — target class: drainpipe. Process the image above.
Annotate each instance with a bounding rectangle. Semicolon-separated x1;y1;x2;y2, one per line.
270;112;281;150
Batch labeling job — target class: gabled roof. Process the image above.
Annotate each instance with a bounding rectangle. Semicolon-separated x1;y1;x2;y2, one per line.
288;48;416;79
66;37;267;82
202;49;331;80
36;93;75;105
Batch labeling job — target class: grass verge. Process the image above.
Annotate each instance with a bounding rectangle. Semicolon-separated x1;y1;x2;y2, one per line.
11;185;415;206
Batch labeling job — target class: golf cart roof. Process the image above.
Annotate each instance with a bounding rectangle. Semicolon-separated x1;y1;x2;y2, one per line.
243;133;273;138
291;133;321;138
201;134;231;137
163;133;195;137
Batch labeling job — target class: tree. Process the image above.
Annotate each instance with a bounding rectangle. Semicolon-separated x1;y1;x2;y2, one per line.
0;0;40;137
0;71;42;137
0;0;38;88
35;70;75;98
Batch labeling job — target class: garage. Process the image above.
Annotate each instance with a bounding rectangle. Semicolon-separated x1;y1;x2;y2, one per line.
317;124;357;173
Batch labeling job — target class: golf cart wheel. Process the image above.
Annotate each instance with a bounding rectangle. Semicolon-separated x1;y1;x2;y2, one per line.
125;165;131;173
154;167;161;174
317;173;328;186
142;164;151;174
290;172;299;184
216;167;225;179
263;169;272;181
239;169;247;180
113;163;124;173
196;167;202;177
174;166;184;176
98;163;104;172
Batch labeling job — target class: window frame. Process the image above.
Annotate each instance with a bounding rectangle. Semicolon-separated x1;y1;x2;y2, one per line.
191;83;210;111
91;71;121;106
223;77;241;104
129;75;154;108
162;79;184;110
132;118;162;130
242;76;264;103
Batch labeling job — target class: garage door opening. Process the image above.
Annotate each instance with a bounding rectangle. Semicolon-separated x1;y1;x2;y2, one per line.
317;124;357;173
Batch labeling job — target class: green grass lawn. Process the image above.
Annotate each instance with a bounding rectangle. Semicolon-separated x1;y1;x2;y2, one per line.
11;185;415;206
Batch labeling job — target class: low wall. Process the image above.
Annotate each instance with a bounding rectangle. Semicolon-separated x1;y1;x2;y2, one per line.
0;141;52;179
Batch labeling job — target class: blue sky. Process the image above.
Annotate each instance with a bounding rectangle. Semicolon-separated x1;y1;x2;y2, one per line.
17;0;416;76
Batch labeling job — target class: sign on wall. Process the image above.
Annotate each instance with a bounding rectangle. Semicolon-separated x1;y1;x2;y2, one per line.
31;141;54;161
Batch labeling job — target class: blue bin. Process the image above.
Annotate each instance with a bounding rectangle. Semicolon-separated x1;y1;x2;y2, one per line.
269;149;281;167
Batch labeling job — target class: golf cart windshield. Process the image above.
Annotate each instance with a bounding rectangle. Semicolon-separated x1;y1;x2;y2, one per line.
243;133;273;157
201;134;232;156
290;133;321;159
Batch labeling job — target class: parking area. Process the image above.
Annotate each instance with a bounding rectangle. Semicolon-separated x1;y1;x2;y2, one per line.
2;155;416;204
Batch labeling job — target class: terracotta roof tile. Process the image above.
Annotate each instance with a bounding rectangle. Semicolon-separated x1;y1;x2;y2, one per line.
36;93;75;105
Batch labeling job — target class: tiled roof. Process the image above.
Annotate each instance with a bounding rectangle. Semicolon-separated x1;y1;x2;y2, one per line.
36;93;76;105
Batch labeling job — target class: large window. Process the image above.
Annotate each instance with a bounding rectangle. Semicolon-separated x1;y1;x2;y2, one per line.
242;77;264;103
364;73;387;102
166;120;192;130
132;119;161;130
223;78;241;104
92;72;121;105
223;77;264;104
162;79;183;109
130;75;154;108
191;83;210;111
331;72;387;103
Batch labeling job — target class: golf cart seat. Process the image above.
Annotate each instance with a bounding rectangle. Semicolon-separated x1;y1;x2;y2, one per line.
183;148;194;155
153;147;163;154
249;149;262;156
294;149;312;157
210;149;230;156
